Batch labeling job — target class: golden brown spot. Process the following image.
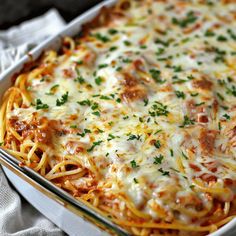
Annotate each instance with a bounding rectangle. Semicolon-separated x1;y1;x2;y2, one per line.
199;129;218;155
192;79;213;90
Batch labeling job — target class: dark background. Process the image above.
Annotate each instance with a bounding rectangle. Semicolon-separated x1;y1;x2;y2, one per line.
0;0;104;29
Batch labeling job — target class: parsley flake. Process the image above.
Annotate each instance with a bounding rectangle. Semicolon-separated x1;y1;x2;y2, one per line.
149;101;169;117
153;154;164;164
87;141;103;152
154;140;161;149
223;114;230;120
130;160;139;169
158;168;170;176
127;134;141;141
77;99;91;106
175;91;185;99
56;92;69;106
36;99;49;110
172;11;198;28
149;69;166;84
179;115;195;128
93;33;110;43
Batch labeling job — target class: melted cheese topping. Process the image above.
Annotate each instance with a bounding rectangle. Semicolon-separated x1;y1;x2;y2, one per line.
3;0;236;234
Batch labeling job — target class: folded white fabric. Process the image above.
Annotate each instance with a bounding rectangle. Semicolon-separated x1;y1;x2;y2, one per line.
0;8;66;73
0;9;66;236
0;167;64;236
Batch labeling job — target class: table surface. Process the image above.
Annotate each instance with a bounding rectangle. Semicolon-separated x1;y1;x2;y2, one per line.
0;0;103;29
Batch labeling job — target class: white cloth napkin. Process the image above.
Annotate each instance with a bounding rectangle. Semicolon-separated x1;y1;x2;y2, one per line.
0;9;66;236
0;8;65;73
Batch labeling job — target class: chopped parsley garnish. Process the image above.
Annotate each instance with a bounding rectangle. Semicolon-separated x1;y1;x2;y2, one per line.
217;35;228;42
56;92;69;106
107;134;116;141
156;48;165;56
91;102;99;110
77;60;83;65
172;11;198;28
218;79;226;86
143;98;149;106
181;37;190;43
223;114;230;120
35;99;49;110
123;116;129;120
189;184;195;189
175;90;185;99
108;29;118;35
179;115;195;128
158;168;170;176
95;76;103;85
172;75;188;84
124;40;132;46
122;58;132;63
75;76;85;84
190;92;199;97
46;84;59;95
195;102;205;106
50;84;59;90
170;149;174;157
227;29;236;41
173;65;182;72
216;92;225;101
109;46;118;51
77;99;91;106
154;38;169;47
213;47;226;63
87;140;103;152
133;178;139;183
70;125;77;128
221;105;229;110
116;66;122;71
92;111;100;117
93;33;110;42
149;101;169;117
154;140;161;149
154;129;162;134
127;134;141;141
77;129;91;137
181;151;189;160
98;64;108;69
205;30;215;37
149;69;166;84
140;45;147;49
226;85;236;97
218;122;222;131
75;69;85;84
100;95;111;100
153;154;164;164
130;160;139;169
97;128;104;133
187;75;194;80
